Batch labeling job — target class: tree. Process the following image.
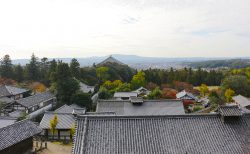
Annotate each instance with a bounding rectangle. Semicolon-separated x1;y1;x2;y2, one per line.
13;64;24;82
26;53;40;80
0;55;13;78
221;75;250;97
50;115;58;139
53;62;80;104
30;82;46;93
161;88;177;99
225;88;235;102
71;92;92;111
70;124;76;140
147;87;162;99
131;71;146;90
70;58;80;79
96;67;109;83
98;87;112;99
199;84;209;97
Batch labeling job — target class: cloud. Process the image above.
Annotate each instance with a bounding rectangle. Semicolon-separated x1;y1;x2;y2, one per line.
0;0;250;58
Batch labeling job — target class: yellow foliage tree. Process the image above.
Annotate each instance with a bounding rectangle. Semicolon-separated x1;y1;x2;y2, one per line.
225;88;235;102
199;84;209;97
50;115;58;139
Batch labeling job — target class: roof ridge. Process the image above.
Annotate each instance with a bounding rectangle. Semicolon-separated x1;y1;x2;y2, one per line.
0;119;30;130
77;113;220;119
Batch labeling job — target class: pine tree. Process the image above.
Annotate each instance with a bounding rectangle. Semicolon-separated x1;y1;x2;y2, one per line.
13;64;24;82
0;55;13;79
70;58;80;79
26;53;40;80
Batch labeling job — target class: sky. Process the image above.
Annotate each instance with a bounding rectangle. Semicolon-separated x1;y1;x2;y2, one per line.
0;0;250;59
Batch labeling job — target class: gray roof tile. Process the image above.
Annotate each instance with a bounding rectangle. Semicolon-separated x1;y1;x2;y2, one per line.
16;91;55;108
73;114;250;154
219;105;242;116
0;85;28;97
39;112;75;129
0;116;16;128
0;120;41;150
96;99;185;115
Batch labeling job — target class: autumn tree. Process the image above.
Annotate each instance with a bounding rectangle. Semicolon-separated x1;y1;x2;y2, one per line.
131;71;146;90
50;115;58;139
225;88;235;102
161;88;177;99
70;124;76;140
0;55;13;79
199;84;209;97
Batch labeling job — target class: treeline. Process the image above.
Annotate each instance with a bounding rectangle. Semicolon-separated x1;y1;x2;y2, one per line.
144;68;224;87
189;59;250;69
0;54;93;110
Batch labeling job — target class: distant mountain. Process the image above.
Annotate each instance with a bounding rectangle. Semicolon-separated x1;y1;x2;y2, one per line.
12;54;250;69
188;59;250;69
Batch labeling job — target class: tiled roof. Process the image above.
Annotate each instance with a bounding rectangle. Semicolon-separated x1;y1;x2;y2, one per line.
16;91;55;108
39;112;75;129
219;105;242;116
113;92;138;98
133;87;151;95
233;95;250;107
0;85;28;97
96;99;185;115
176;90;197;100
0;116;16;128
80;82;95;93
72;114;250;154
0;120;41;151
0;96;14;105
54;104;85;114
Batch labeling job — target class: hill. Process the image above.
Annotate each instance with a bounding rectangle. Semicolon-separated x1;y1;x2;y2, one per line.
189;59;250;69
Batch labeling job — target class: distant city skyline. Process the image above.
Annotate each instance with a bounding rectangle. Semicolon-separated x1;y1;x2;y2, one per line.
0;0;250;59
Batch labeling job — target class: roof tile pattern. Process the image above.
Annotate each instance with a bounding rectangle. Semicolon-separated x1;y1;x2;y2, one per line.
219;106;242;116
40;113;75;129
0;85;28;97
16;91;55;108
97;99;185;115
0;120;41;150
73;114;250;154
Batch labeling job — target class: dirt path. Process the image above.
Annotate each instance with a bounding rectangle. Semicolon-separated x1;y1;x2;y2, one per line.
36;142;72;154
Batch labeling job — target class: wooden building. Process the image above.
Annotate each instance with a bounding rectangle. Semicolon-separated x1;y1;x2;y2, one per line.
0;120;41;154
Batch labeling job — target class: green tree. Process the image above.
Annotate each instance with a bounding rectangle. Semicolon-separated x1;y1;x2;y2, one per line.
13;64;24;82
70;124;76;140
50;115;58;139
225;88;235;102
96;67;109;83
71;92;92;111
98;87;112;99
0;55;13;78
70;58;80;79
199;84;209;97
221;75;250;97
53;62;80;104
26;53;40;80
131;71;146;89
147;87;162;99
